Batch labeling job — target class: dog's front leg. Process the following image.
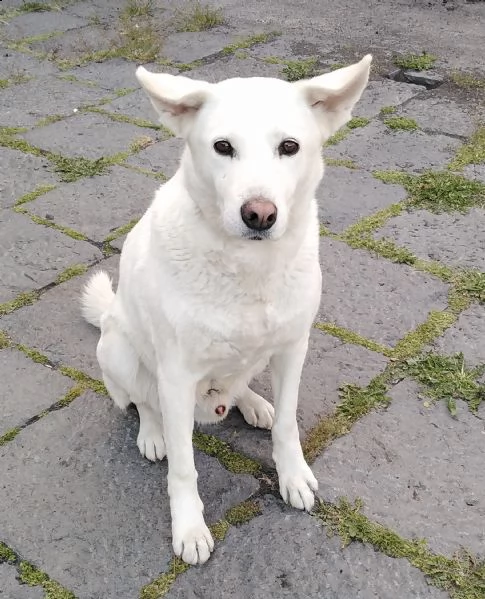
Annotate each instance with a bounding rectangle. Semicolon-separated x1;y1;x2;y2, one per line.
271;337;318;512
158;367;214;565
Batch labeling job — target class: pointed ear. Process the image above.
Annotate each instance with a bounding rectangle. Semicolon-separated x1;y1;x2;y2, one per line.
295;55;372;139
136;66;211;137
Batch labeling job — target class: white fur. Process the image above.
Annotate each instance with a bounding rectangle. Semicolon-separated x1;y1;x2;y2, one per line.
81;56;371;565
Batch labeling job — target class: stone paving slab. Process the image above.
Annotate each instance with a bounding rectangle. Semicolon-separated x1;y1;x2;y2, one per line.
397;94;477;138
0;390;259;599
0;562;44;599
1;256;119;377
0;47;58;78
64;58;146;90
21;112;157;160
0;75;109;128
325;122;462;173
376;207;485;271
354;79;424;118
102;88;155;122
28;166;158;242
125;137;185;179
314;379;485;558
165;496;447;599
0;348;72;436
186;56;283;82
317;238;449;347
0;147;59;209
203;334;388;468
0;10;87;41
162;28;239;64
0;210;102;303
317;166;408;232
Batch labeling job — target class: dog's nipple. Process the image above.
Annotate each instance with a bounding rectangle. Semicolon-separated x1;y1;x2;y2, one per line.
215;405;226;415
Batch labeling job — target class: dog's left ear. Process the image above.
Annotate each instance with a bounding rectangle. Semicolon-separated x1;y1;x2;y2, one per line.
136;67;211;137
295;55;372;139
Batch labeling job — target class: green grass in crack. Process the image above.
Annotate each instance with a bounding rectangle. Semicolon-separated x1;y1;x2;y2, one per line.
0;542;16;562
397;353;485;415
19;561;76;599
221;32;280;55
0;291;40;316
450;71;485;90
175;2;225;32
316;498;485;599
449;126;485;171
450;270;485;311
192;431;261;475
347;116;371;129
384;116;419;131
374;170;485;213
281;57;319;82
325;117;370;146
380;105;396;116
393;52;437;71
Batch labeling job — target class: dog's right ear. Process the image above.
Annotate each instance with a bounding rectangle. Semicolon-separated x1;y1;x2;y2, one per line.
136;67;211;137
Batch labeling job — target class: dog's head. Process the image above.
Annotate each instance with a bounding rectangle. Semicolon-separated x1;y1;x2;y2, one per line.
136;57;371;241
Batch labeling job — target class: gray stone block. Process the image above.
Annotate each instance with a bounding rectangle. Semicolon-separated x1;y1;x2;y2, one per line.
0;210;102;303
0;563;44;599
317;238;450;347
398;95;476;137
28;166;158;242
355;79;424;118
375;208;485;271
0;76;108;127
432;304;485;367
317;166;408;232
202;332;388;467
248;36;327;60
63;58;141;90
186;56;282;82
125;137;185;179
102;88;155;122
313;379;485;558
0;390;259;599
0;147;59;209
165;496;447;599
0;48;58;78
463;164;485;184
1;256;119;378
21;112;157;160
325;122;461;173
162;29;236;64
0;348;72;436
0;10;86;41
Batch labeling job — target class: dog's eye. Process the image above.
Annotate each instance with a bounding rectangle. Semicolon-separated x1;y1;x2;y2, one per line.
278;139;299;157
213;140;234;157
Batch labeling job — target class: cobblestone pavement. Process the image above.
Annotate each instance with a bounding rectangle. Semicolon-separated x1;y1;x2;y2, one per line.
1;1;484;598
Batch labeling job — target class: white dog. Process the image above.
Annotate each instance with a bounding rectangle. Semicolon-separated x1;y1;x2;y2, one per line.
81;55;371;565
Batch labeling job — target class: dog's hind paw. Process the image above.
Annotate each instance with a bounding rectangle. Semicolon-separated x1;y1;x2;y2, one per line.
137;426;166;462
236;389;274;430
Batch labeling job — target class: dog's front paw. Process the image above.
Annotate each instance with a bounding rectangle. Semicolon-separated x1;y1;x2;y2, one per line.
277;460;318;512
172;516;214;565
237;391;275;430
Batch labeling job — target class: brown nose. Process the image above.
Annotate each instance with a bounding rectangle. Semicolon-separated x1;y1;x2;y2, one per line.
215;405;226;415
241;199;278;231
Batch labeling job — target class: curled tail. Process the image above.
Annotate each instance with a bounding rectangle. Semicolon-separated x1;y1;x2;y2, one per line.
81;271;115;328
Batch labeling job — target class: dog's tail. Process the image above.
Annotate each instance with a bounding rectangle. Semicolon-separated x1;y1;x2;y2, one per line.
81;271;115;328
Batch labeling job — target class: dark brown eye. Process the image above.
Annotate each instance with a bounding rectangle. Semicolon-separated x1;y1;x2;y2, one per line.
278;139;299;156
214;140;234;157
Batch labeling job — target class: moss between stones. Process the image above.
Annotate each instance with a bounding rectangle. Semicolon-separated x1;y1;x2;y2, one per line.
55;264;88;285
380;105;397;116
104;218;140;243
450;71;485;90
449;126;485;171
0;291;40;316
0;541;16;562
281;58;319;82
59;366;108;396
0;427;22;447
15;207;88;241
315;322;391;356
122;163;167;182
374;170;485;213
391;311;456;361
316;498;485;599
15;184;57;207
324;158;359;169
19;561;76;599
174;2;225;32
325;117;371;147
15;344;51;365
324;129;349;147
0;330;11;349
342;203;405;239
384;116;419;131
347;117;371;129
449;270;485;312
192;431;261;475
140;557;190;599
397;352;485;415
393;52;437;71
85;107;162;131
34;114;67;128
221;32;280;55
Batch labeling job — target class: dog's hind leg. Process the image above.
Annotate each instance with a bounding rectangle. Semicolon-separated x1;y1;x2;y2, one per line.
97;316;166;461
235;387;274;430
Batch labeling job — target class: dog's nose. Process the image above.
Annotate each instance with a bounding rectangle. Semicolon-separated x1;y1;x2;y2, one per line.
241;199;277;231
215;405;226;415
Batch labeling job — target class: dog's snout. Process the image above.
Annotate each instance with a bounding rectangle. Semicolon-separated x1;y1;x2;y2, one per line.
241;199;277;231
